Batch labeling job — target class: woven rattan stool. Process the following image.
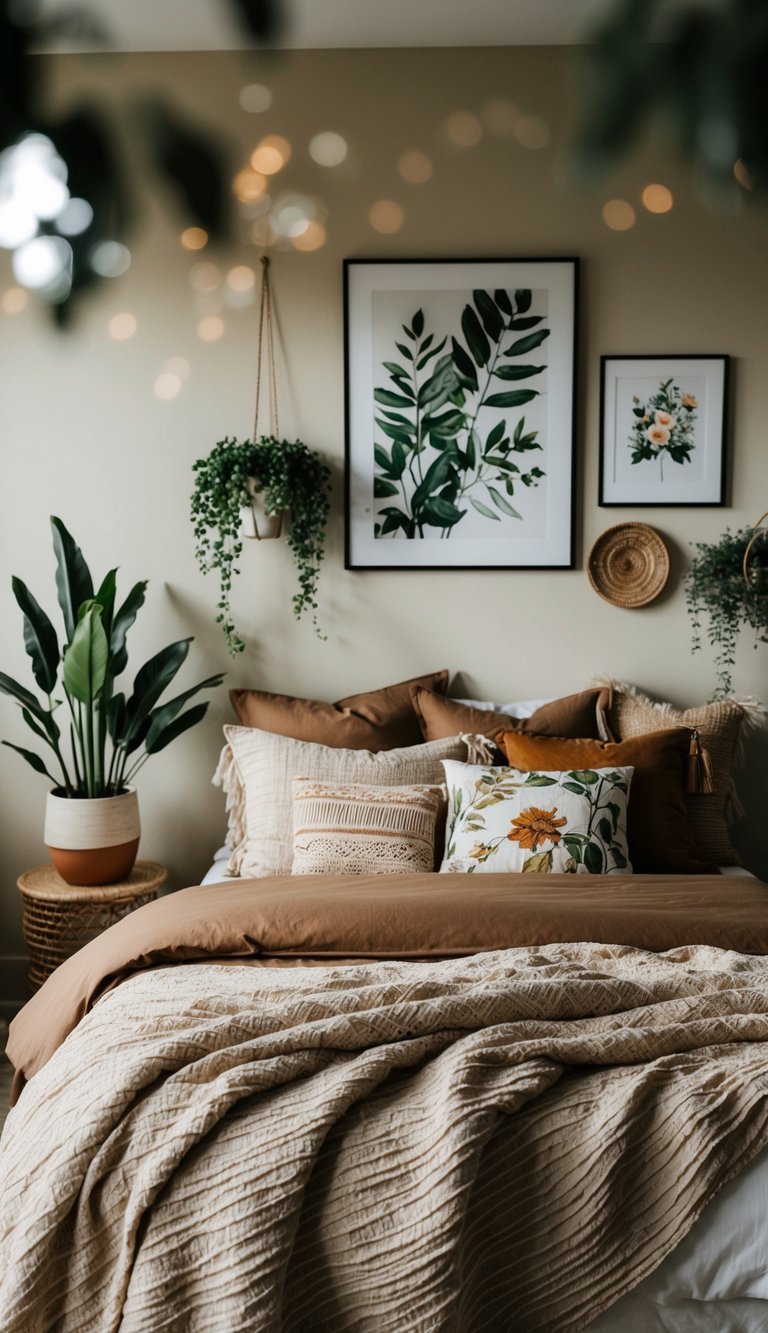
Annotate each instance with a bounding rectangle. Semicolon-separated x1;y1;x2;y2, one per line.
17;860;167;992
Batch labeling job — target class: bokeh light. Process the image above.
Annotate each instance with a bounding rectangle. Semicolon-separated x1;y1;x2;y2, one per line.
239;83;273;113
154;373;182;400
483;98;520;138
270;192;320;238
56;197;93;237
250;135;292;176
13;235;71;289
733;159;755;191
163;356;190;380
291;220;327;252
369;199;404;233
108;312;137;340
309;131;348;167
515;115;551;150
227;265;256;292
398;150;433;184
197;315;225;342
233;168;267;202
641;183;674;214
1;286;28;314
189;261;221;292
180;226;208;251
90;241;131;277
444;112;483;148
602;198;636;231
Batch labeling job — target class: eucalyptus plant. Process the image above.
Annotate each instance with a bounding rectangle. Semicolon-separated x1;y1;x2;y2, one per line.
191;434;331;656
0;517;223;798
685;526;768;698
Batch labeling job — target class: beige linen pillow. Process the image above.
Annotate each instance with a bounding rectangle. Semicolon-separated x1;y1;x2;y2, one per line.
292;780;444;875
598;679;763;865
224;725;466;878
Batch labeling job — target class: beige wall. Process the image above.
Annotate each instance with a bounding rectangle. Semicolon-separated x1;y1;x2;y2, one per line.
1;47;766;1001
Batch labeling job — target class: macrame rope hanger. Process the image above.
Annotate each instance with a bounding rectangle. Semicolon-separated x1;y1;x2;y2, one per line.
246;255;283;540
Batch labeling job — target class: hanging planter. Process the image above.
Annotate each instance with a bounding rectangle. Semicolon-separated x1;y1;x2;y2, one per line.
191;258;331;656
685;514;768;698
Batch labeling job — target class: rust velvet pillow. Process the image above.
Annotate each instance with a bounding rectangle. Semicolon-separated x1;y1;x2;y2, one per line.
501;729;716;875
411;686;609;749
229;669;449;752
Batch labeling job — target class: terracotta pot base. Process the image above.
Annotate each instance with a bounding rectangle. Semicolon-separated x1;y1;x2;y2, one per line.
47;837;141;886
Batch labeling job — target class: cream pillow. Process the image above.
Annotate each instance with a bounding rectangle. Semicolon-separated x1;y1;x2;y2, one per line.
440;759;633;875
292;780;444;875
225;726;466;878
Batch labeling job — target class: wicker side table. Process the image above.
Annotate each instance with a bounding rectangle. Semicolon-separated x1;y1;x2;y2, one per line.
17;860;168;992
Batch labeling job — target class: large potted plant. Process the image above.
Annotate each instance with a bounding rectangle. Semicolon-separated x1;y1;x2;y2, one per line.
0;518;223;884
685;523;768;698
191;434;331;656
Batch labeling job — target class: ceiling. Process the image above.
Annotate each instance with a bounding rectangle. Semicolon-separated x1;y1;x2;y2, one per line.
37;0;618;53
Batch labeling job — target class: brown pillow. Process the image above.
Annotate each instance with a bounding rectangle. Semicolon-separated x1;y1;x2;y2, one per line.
501;729;716;874
229;669;449;752
602;681;761;866
411;686;609;749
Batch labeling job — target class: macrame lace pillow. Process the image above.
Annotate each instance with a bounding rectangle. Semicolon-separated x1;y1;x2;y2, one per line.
292;780;444;875
440;760;633;875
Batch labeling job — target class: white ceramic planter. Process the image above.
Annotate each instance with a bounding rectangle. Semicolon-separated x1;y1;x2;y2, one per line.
44;787;141;886
242;477;284;540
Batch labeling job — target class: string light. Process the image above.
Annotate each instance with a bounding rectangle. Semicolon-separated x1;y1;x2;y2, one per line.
602;199;636;230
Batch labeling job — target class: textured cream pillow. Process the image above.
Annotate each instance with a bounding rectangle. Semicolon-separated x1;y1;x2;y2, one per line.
224;726;466;878
292;780;444;875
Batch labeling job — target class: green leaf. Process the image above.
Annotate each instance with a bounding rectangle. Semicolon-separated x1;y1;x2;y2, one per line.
473;289;504;341
466;430;479;470
11;576;59;695
421;496;465;527
484;455;519;473
486;487;522;519
374;443;392;471
611;846;628;870
571;769;600;785
450;337;479;391
62;602;109;704
562;781;587;795
485;419;506;451
461;305;490;368
514;289;533;313
470;498;500;521
504;329;550;356
110;581;148;678
598;817;613;843
523;850;553;873
606;801;621;832
562;835;584;862
395;341;413;361
1;740;58;783
494;288;513;315
374;388;414;408
121;638;192;749
0;670;50;723
374;478;399;498
584;842;604;874
494;364;546;381
521;774;558;786
412;309;425;338
376;421;414;446
485;390;539;409
145;702;210;755
145;676;222;750
412;452;454;511
93;569;118;645
382;360;407;378
418;357;459;411
51;517;94;643
22;705;59;748
510;315;544;330
390;440;407;478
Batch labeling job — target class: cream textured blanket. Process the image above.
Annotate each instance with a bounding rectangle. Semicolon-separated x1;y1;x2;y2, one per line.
3;942;768;1332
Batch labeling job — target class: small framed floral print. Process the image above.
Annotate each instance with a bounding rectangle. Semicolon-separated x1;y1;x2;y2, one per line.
599;355;729;506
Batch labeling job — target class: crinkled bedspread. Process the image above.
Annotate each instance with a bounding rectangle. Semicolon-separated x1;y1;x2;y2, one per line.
4;941;768;1332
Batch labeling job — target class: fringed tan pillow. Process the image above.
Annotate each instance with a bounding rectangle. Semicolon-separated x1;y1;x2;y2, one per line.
594;678;764;865
292;781;444;875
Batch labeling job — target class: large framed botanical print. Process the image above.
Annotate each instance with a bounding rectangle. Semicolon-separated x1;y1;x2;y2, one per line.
599;354;729;507
344;258;578;569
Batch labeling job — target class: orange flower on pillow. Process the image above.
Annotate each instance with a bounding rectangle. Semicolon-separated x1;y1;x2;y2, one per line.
507;806;567;850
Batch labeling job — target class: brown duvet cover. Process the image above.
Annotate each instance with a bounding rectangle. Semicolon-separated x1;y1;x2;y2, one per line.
3;872;768;1332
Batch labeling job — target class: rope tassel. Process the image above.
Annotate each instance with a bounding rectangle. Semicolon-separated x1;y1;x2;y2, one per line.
686;729;716;794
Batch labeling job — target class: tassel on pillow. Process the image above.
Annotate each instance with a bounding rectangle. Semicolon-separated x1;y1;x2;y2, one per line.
686;729;716;794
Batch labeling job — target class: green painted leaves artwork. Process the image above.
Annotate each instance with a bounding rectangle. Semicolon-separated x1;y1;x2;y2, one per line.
373;287;549;540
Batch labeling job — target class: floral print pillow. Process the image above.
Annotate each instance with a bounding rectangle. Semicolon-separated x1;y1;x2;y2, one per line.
439;761;634;874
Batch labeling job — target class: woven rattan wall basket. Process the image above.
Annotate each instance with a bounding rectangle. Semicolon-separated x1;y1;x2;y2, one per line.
587;522;670;608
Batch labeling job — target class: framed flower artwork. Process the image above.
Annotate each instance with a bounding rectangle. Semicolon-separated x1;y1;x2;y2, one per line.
599;355;729;506
344;258;578;569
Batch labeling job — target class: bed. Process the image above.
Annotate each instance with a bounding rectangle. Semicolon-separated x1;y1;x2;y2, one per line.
2;675;767;1331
